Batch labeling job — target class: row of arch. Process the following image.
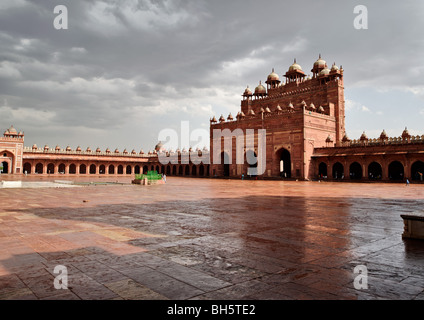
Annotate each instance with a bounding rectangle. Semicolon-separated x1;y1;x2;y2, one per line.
318;160;424;181
22;162;210;177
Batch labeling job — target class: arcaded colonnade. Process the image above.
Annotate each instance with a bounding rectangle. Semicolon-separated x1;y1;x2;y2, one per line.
312;133;424;182
20;147;211;178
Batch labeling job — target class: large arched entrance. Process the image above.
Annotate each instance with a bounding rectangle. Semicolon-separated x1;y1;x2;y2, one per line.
388;161;404;181
349;162;362;180
332;162;344;179
411;161;424;181
277;148;291;178
368;162;382;180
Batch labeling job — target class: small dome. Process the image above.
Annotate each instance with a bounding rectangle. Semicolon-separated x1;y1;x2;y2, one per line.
289;59;302;72
219;115;225;122
313;55;327;69
44;145;49;150
203;146;208;151
402;127;410;138
55;145;60;151
288;102;294;109
380;130;388;139
342;134;350;142
66;146;72;151
227;113;234;121
8;125;17;134
155;142;163;151
32;144;37;149
96;147;101;153
76;146;82;152
248;109;255;116
243;86;252;96
123;149;128;154
318;106;325;113
211;116;217;123
331;63;339;72
106;148;111;153
131;149;136;154
276;105;282;111
309;103;316;110
139;149;144;154
240;111;246;117
265;107;271;113
319;68;330;76
254;81;266;95
114;148;119;153
86;147;91;152
266;68;280;82
360;131;368;141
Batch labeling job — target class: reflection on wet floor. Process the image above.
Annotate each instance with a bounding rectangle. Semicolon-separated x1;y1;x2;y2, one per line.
0;177;423;300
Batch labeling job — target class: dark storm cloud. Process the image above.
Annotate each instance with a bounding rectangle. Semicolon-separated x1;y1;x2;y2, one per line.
1;0;423;149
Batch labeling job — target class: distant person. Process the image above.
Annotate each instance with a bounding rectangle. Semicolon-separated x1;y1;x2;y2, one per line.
406;179;410;186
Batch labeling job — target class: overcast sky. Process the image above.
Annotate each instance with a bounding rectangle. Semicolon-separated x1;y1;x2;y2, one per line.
1;0;424;151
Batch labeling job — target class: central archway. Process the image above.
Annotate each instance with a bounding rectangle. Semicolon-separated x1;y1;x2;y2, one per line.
277;148;291;178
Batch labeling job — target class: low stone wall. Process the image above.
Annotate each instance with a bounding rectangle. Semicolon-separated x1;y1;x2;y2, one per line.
401;213;424;240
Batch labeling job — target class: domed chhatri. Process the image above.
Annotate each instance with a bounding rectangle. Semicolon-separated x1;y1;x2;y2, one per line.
267;68;280;82
313;54;327;69
254;81;267;95
243;86;252;96
289;59;302;72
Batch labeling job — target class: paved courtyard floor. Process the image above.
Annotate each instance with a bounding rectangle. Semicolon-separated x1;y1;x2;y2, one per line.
0;176;424;300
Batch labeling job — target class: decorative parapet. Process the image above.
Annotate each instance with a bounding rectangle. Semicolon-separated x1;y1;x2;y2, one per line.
23;146;159;158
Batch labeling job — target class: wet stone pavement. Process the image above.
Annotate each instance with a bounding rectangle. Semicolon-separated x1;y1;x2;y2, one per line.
1;176;424;300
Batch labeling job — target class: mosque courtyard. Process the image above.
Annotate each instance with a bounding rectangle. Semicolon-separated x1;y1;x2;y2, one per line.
0;176;424;300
